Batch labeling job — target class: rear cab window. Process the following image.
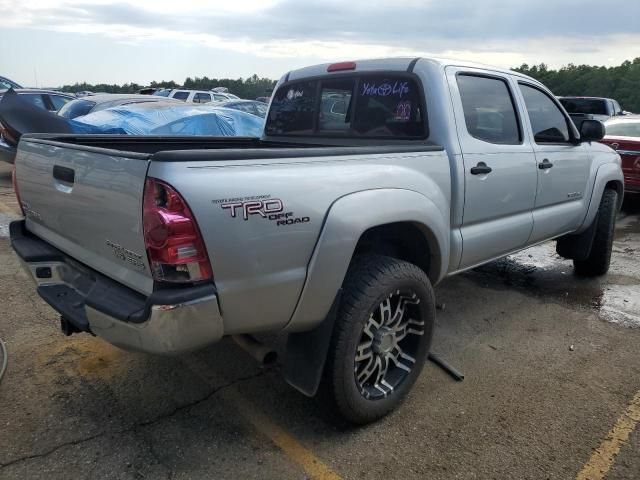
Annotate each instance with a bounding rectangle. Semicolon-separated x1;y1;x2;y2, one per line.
172;91;190;101
456;74;521;145
266;73;426;139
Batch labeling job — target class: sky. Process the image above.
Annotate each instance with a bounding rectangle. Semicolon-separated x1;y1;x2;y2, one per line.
1;0;639;87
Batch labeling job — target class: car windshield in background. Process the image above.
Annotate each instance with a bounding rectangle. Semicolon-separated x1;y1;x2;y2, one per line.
606;121;640;137
154;90;171;97
58;99;97;119
266;74;425;138
560;98;608;115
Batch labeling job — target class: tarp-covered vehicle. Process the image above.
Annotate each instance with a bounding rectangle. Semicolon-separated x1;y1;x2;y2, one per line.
0;89;264;162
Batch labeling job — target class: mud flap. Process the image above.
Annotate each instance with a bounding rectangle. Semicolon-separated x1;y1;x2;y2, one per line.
556;212;599;261
283;290;342;397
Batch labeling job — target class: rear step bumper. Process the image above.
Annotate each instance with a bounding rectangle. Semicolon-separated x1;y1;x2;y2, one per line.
10;220;224;355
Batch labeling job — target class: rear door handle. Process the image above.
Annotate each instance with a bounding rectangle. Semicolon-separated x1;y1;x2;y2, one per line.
53;165;75;183
470;162;492;175
538;159;554;170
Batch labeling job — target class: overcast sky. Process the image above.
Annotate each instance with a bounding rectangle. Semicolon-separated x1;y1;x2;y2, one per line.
1;0;639;87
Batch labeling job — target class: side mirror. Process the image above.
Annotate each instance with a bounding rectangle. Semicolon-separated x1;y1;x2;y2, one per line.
580;119;605;142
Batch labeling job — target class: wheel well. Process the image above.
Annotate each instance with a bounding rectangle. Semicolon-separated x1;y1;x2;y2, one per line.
606;180;624;211
353;222;435;281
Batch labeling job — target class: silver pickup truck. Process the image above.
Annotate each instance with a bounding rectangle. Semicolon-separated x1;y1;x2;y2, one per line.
10;58;623;424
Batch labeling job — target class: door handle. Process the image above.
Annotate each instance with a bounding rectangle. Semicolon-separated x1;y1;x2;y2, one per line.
538;159;554;170
470;162;492;175
53;165;75;183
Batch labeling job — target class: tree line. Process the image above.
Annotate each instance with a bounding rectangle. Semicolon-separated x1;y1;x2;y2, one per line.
514;58;640;113
58;58;640;112
59;74;277;100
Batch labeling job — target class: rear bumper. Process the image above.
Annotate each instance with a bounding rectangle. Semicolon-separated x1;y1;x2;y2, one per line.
10;220;224;355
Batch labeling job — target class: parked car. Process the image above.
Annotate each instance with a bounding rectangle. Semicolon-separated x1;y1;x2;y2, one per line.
153;89;234;103
9;57;622;425
57;94;182;119
255;96;270;103
558;96;625;122
600;116;640;197
0;89;74;112
0;89;75;162
218;99;268;117
0;76;22;90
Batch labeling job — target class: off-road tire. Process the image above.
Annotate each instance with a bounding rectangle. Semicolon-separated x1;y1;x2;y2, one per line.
574;188;618;276
319;255;435;424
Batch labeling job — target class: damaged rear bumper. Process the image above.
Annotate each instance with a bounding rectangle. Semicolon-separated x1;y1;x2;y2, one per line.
10;220;224;355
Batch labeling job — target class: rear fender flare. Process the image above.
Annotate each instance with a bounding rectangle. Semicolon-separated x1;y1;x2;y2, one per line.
284;188;449;334
576;162;624;234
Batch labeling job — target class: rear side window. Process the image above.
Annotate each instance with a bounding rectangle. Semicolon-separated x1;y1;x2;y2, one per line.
172;91;189;101
520;84;570;143
266;74;425;138
21;94;47;110
456;74;521;145
49;95;72;111
193;93;211;103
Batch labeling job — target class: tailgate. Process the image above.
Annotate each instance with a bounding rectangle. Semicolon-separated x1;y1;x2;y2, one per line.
15;138;154;295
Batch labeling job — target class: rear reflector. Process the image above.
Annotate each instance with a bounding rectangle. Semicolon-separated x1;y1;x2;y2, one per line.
327;61;356;72
143;178;213;283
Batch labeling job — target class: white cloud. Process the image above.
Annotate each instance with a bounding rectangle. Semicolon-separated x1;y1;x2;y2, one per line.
1;0;639;85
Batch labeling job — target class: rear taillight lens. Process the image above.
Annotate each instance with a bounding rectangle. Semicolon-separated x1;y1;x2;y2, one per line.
143;178;212;283
12;165;25;216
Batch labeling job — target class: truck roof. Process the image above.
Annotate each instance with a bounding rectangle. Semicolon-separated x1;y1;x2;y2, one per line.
285;56;542;85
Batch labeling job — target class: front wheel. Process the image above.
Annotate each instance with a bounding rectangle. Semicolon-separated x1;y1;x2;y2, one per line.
574;188;618;277
320;255;435;424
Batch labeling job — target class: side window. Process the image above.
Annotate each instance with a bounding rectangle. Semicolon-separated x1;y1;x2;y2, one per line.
613;100;622;116
519;84;570;143
456;74;521;145
172;91;189;101
21;94;47;110
49;95;72;111
193;93;211;103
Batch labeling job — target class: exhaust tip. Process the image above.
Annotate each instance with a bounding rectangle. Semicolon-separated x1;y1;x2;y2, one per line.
232;334;278;367
262;350;278;367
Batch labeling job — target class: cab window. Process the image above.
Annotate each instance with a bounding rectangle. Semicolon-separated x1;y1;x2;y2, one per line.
519;84;570;143
456;74;521;145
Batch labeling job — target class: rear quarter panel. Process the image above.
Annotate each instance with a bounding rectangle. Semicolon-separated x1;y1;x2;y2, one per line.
148;150;450;334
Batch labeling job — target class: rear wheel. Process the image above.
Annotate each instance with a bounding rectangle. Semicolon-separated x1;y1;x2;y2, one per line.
574;188;618;277
320;255;435;424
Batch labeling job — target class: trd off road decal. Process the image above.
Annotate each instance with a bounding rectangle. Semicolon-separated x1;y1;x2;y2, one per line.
213;195;310;226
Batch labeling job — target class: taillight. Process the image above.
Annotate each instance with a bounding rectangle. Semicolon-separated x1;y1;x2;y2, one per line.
12;165;25;216
143;178;212;283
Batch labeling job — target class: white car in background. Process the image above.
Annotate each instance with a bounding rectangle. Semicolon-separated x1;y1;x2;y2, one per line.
155;89;239;103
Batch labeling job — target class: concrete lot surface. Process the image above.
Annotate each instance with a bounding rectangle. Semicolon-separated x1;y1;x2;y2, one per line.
0;163;638;479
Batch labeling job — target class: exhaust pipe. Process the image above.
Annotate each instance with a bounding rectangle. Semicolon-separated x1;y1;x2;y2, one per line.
232;335;278;367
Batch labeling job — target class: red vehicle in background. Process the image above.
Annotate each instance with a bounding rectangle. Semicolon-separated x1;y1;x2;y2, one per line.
601;116;640;198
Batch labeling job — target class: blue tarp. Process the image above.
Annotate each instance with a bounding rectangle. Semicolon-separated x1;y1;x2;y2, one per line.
71;102;265;137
